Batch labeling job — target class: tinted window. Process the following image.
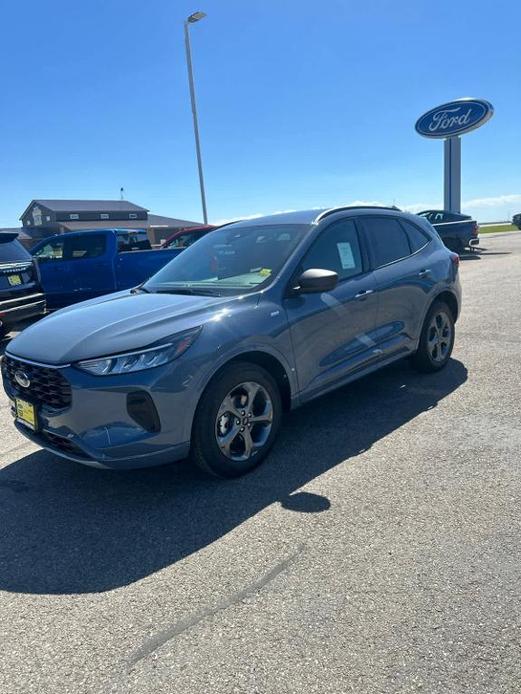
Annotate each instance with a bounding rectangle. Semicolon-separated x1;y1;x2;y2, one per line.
117;231;151;252
168;232;203;249
66;235;106;260
364;217;411;267
419;211;444;223
301;219;363;281
0;237;31;262
401;220;430;253
33;238;65;261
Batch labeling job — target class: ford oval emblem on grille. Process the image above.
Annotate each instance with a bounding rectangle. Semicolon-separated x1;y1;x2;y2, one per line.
14;370;31;388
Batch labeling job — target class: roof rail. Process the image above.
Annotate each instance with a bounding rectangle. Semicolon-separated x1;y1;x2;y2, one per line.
315;205;402;221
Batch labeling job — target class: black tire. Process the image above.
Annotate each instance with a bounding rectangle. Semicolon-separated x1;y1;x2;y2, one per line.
411;300;455;373
190;361;282;478
0;325;8;340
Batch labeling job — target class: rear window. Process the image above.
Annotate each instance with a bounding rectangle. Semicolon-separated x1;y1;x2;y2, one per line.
400;220;430;253
363;217;411;267
117;231;151;252
66;235;107;259
0;237;31;263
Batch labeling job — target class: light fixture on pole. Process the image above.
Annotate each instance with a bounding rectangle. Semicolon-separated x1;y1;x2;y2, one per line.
184;11;208;224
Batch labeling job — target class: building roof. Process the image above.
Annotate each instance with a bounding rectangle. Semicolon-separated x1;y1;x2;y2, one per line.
20;199;148;218
0;227;31;240
148;214;200;227
55;220;149;232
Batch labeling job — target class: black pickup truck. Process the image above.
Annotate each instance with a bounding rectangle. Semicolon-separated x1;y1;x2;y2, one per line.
417;210;479;252
0;232;46;338
512;213;521;230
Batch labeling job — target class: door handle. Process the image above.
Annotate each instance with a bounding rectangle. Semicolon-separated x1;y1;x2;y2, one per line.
355;289;374;300
418;269;431;278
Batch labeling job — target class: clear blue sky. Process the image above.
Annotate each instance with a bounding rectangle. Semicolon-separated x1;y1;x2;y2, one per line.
1;0;520;227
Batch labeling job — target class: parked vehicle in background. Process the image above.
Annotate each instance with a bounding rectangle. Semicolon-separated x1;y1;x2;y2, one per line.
161;225;217;249
30;228;183;309
4;207;461;478
0;232;45;339
417;210;479;252
512;213;521;230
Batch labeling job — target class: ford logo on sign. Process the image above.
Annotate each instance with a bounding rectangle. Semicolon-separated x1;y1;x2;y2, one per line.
415;98;494;139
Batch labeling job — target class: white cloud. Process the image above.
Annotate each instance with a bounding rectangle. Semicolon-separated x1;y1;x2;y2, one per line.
462;194;521;208
212;194;521;225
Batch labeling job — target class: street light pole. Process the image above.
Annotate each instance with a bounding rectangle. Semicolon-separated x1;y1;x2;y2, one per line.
184;11;208;224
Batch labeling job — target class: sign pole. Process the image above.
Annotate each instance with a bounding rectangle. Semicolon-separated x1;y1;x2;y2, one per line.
444;136;461;213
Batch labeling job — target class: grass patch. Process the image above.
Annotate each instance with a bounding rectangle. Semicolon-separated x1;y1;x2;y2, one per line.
480;223;518;234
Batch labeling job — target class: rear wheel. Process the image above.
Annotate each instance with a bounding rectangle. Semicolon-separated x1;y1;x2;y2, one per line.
0;325;8;340
411;301;455;373
191;362;282;478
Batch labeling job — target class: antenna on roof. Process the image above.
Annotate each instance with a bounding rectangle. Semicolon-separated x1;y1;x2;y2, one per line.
120;187;125;200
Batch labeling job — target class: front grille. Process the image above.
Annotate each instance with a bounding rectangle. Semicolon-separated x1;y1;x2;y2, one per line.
1;355;72;409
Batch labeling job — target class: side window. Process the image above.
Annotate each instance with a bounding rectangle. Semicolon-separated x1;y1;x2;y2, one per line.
170;233;196;249
363;217;411;267
401;220;430;253
33;239;65;261
301;219;363;281
169;232;204;248
65;235;106;260
118;232;151;252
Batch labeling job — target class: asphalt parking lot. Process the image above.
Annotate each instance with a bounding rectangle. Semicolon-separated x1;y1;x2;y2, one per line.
1;232;520;694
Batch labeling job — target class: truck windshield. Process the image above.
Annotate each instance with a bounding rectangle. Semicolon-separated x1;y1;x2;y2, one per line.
144;223;308;294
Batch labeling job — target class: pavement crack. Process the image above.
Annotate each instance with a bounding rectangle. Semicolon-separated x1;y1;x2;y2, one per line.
128;543;305;669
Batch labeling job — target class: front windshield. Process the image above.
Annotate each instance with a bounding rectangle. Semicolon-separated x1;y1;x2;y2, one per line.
144;223;309;295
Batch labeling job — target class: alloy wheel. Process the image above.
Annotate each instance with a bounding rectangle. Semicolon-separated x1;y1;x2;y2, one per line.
215;381;274;461
427;311;452;363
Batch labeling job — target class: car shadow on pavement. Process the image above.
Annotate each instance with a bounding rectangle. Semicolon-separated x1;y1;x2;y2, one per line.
0;358;467;595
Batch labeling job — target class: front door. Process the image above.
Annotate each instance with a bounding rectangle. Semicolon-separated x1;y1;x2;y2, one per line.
284;217;379;401
32;237;74;308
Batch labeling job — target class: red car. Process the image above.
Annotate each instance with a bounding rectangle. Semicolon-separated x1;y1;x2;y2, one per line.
161;225;216;249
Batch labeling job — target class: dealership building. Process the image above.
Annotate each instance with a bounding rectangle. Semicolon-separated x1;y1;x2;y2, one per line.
17;199;200;246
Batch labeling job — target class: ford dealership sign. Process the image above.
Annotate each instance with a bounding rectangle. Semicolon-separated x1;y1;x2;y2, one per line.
415;98;494;139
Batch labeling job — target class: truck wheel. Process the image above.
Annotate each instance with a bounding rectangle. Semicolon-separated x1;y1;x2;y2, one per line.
0;325;8;340
191;362;282;478
411;301;455;373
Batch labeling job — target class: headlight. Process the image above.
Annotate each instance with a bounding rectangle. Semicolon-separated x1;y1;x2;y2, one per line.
75;328;201;376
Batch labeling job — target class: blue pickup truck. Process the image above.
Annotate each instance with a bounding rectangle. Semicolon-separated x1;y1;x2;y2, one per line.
31;228;183;309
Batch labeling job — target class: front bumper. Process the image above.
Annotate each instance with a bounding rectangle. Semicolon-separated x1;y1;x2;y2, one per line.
2;354;198;469
0;293;46;328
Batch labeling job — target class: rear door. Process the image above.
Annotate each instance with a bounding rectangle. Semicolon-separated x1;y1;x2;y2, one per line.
65;233;114;303
284;217;379;400
359;215;434;359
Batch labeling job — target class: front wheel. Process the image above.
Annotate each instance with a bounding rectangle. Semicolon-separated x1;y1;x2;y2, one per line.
190;362;282;478
411;301;455;373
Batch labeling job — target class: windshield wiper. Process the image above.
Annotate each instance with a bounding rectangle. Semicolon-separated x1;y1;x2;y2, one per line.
154;286;221;297
131;284;150;294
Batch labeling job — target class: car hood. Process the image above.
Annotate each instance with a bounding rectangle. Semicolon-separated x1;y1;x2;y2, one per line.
7;290;259;365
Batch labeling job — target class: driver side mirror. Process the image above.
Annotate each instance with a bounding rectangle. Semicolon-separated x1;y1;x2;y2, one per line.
293;268;338;294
